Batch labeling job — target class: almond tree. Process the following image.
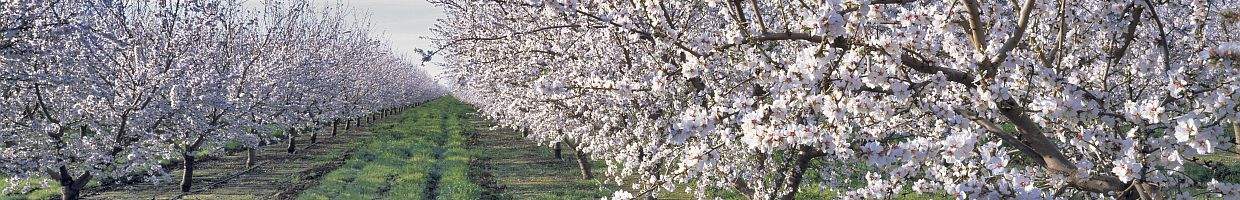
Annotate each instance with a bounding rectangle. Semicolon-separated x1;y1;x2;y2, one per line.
436;0;1240;199
2;0;444;199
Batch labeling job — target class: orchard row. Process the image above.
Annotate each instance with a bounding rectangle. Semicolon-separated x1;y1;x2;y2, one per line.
1;1;442;199
432;0;1240;199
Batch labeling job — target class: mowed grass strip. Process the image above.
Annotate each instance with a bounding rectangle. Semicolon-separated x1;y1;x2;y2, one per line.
435;112;481;199
296;98;480;200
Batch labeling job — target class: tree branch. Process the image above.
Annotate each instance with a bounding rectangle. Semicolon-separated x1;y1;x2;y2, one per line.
960;0;988;52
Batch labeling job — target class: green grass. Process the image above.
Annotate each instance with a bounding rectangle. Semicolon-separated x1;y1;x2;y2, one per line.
467;115;613;199
436;147;481;199
0;178;60;200
435;109;482;199
297;97;480;200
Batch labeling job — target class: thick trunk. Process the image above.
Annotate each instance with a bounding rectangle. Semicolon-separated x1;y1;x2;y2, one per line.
553;142;562;160
995;101;1153;197
331;119;339;137
246;148;257;168
1233;122;1239;155
286;128;297;154
570;143;593;179
776;146;820;200
309;127;319;144
61;183;81;200
54;166;90;200
180;153;195;192
573;149;593;179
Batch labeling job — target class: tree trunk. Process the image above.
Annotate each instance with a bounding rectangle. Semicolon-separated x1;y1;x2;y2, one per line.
180;153;195;193
54;166;90;200
61;183;81;200
1233;121;1239;155
776;146;820;200
246;148;256;168
286;128;297;154
571;144;593;179
553;142;562;160
309;127;319;144
332;119;340;137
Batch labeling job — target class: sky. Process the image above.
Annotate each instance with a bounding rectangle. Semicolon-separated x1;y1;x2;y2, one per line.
339;0;447;82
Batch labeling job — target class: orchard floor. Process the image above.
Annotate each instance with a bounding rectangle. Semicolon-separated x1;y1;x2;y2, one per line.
38;97;1239;200
83;115;396;200
465;113;613;200
73;97;615;200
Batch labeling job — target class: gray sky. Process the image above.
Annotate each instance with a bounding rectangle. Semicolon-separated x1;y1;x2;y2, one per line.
342;0;446;80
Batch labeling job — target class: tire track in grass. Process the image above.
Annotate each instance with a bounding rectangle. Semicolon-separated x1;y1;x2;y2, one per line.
296;98;481;200
297;103;437;200
434;108;482;200
421;111;449;200
466;129;504;199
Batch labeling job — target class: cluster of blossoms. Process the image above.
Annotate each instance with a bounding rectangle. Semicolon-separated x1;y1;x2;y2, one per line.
435;0;1239;199
1214;42;1240;59
1;0;442;199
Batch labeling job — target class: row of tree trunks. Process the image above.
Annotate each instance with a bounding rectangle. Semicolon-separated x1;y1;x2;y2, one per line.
115;106;426;199
191;113;381;195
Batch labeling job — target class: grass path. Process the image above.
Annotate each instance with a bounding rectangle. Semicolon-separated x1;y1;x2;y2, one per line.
298;98;610;200
297;98;482;200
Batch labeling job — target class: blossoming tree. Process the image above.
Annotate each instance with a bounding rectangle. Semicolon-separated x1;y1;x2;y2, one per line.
1;0;443;199
435;0;1240;199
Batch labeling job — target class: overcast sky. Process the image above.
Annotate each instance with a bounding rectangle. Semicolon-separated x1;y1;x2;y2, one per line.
342;0;446;81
